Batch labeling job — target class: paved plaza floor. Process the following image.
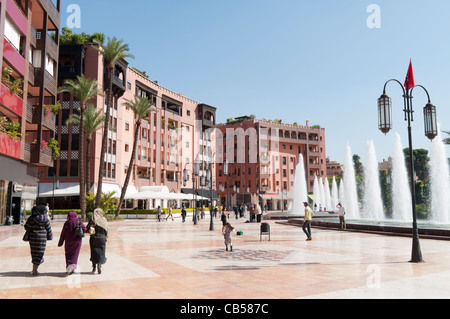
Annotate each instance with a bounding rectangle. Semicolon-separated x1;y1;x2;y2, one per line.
1;215;450;300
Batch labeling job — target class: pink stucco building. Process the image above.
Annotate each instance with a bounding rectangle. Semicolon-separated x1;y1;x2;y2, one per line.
0;0;61;224
37;42;217;210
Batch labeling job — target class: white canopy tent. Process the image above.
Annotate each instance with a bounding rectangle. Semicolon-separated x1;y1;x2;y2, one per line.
125;186;209;209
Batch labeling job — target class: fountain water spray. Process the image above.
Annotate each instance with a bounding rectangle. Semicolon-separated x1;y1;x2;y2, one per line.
429;123;450;224
292;153;308;214
391;133;412;222
331;176;339;209
363;141;384;220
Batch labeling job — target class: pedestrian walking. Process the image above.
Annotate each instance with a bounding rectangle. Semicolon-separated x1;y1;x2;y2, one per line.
221;209;227;226
302;202;314;241
24;205;53;276
255;203;262;222
166;205;174;221
58;211;86;276
45;203;51;218
86;208;108;274
20;200;26;225
222;222;235;252
157;206;162;222
181;205;187;223
336;203;347;230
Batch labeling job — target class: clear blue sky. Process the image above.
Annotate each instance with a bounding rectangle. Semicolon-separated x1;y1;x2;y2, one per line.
61;0;450;164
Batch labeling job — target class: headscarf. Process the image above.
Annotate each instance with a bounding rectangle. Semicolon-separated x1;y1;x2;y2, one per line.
31;205;47;223
64;211;79;231
31;205;46;217
92;208;108;231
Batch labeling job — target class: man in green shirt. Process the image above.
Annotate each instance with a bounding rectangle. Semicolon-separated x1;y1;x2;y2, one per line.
303;202;314;241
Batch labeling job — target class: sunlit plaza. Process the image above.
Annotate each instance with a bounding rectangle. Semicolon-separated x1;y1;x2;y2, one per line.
1;215;450;300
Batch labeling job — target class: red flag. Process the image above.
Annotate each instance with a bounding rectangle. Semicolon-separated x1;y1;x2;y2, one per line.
404;60;415;89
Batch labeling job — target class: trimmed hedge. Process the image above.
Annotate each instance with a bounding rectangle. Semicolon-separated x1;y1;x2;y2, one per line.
26;208;206;216
120;208;201;215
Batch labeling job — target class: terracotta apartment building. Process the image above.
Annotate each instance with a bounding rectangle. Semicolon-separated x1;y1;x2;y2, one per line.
0;0;60;224
216;117;327;211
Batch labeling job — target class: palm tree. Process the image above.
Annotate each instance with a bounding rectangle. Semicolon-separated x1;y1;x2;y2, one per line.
443;131;450;145
66;104;105;194
115;96;157;218
59;76;101;220
94;37;134;209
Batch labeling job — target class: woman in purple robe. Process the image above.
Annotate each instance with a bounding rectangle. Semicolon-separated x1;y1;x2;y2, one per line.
58;211;86;276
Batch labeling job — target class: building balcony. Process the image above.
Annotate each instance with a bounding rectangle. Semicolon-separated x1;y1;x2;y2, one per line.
28;63;36;86
0;131;21;160
26;101;33;123
46;33;58;61
3;39;25;75
37;0;60;27
30;143;53;167
42;109;56;131
0;84;23;117
29;25;37;47
32;67;57;95
23;142;31;162
6;0;28;35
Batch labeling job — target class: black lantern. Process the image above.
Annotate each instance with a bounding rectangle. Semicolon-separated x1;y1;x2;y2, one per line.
378;93;392;134
423;103;438;140
193;161;199;176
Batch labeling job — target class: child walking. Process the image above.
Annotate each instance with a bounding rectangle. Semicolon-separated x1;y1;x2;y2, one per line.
222;222;235;252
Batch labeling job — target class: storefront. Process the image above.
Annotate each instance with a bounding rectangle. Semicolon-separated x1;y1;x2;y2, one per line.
0;155;38;225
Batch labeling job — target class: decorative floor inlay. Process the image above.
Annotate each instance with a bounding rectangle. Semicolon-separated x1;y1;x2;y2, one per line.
194;249;293;262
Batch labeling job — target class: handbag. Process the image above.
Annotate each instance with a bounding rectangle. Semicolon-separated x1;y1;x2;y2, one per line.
75;221;85;238
23;231;30;242
87;225;95;236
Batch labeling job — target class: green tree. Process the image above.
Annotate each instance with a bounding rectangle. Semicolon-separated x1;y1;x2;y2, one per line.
379;169;392;218
353;154;364;203
115;97;157;218
66;104;105;194
94;37;134;209
59;76;101;220
403;148;430;183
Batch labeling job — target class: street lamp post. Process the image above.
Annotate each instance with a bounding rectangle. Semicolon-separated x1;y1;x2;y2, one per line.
207;165;214;231
183;162;199;225
378;76;438;263
223;159;229;209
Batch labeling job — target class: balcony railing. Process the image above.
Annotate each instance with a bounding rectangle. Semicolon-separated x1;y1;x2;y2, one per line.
0;84;23;117
0;132;21;160
46;33;58;60
44;70;57;95
6;0;27;34
30;143;53;167
3;39;25;75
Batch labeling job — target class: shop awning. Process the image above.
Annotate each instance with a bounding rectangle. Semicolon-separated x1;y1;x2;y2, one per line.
39;182;80;198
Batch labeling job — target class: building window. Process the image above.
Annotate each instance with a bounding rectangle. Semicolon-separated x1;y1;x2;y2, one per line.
125;122;129;131
59;160;68;177
70;160;79;177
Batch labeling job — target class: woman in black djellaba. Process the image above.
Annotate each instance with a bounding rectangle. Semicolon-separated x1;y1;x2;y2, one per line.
86;208;108;274
24;205;53;276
